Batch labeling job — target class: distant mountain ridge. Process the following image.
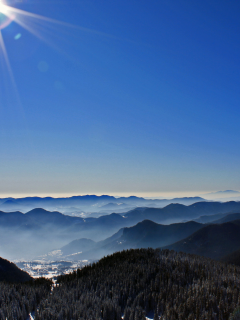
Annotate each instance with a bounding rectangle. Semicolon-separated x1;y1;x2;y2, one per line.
203;190;240;201
1;201;240;260
193;211;240;224
0;194;205;214
208;190;240;195
58;219;204;261
165;220;240;260
123;201;240;224
211;212;240;224
1;201;240;232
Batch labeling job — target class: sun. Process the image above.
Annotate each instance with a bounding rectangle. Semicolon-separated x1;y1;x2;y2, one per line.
0;0;8;14
0;0;15;30
0;0;107;107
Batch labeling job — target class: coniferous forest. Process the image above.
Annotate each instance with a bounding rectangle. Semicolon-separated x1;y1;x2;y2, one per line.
1;249;240;319
0;278;52;320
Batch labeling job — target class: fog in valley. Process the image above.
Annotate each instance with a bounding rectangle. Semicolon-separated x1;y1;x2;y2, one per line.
0;194;240;279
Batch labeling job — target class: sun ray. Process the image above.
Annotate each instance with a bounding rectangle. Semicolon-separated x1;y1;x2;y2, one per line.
0;29;17;91
0;29;25;116
1;2;115;38
0;1;120;69
0;0;122;112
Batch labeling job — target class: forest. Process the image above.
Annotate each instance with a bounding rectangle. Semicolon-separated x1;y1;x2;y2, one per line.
0;278;52;320
1;249;240;319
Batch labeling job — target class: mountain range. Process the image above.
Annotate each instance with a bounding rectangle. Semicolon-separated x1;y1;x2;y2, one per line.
0;195;205;215
207;190;240;195
48;210;240;264
1;200;240;261
55;219;204;261
122;201;240;224
203;190;240;201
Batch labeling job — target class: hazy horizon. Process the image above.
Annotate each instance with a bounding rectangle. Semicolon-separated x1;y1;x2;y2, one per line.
0;190;239;200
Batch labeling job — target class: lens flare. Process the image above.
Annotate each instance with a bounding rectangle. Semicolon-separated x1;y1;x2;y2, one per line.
0;0;115;114
0;0;15;30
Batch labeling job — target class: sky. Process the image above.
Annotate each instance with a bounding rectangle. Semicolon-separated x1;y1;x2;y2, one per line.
0;0;240;198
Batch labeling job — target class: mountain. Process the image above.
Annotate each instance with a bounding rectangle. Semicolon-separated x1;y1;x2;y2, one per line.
208;190;240;195
210;212;240;224
0;209;128;260
107;219;203;251
0;257;32;282
61;238;96;256
203;190;240;201
193;212;240;224
57;219;204;261
165;220;240;260
123;201;240;224
0;194;205;214
193;212;227;223
99;202;128;209
3;201;240;235
2;201;240;260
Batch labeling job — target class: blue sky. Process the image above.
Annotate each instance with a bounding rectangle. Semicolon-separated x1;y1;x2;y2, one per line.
0;0;240;197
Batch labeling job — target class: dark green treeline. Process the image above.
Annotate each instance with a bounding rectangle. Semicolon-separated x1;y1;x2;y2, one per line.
1;249;240;319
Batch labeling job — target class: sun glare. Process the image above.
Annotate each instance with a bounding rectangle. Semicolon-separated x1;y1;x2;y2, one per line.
0;0;109;112
0;1;7;14
0;1;15;30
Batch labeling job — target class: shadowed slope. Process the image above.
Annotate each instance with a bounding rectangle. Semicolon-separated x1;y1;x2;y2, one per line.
61;219;204;260
165;220;240;260
0;257;32;283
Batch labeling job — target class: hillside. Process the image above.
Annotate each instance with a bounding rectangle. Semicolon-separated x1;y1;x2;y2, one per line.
194;212;240;224
1;249;240;319
35;249;240;319
193;212;227;223
118;219;203;249
0;256;32;283
211;212;240;224
61;238;96;255
0;278;52;319
55;219;204;260
165;220;240;260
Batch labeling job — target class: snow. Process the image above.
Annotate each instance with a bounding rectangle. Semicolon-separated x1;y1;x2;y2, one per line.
26;313;34;320
16;260;89;279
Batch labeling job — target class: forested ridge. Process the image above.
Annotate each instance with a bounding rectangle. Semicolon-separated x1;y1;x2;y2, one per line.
38;249;240;319
2;249;240;319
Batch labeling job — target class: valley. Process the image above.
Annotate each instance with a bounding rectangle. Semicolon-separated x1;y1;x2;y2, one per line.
15;259;90;279
1;195;240;319
1;197;240;262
